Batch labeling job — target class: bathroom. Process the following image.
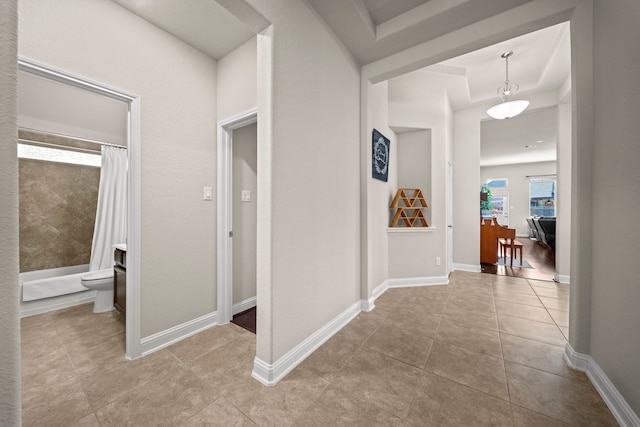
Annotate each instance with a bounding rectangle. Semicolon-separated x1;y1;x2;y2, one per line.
18;65;129;323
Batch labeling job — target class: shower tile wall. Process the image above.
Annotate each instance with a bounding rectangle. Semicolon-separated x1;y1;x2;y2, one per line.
19;156;100;273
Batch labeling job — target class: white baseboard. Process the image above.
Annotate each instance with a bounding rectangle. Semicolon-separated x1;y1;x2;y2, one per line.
554;273;570;284
252;301;361;386
233;296;257;315
21;290;97;317
361;296;375;312
452;263;481;273
387;276;449;288
140;311;218;356
564;343;640;427
361;280;387;312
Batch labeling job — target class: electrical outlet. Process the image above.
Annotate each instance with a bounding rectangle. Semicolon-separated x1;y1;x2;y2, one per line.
435;257;441;266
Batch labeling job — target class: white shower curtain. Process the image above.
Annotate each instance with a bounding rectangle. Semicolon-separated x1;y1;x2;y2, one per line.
89;145;127;271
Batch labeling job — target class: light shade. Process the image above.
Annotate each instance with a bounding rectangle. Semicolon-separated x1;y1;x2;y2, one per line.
487;100;530;120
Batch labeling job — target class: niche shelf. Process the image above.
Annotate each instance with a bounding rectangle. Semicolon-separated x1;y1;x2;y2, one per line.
390;188;429;227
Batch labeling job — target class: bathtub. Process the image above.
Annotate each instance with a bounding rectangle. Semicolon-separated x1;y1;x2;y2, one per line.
21;264;97;317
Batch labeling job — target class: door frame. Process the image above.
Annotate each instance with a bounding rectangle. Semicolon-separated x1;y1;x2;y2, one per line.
18;58;143;359
217;109;258;324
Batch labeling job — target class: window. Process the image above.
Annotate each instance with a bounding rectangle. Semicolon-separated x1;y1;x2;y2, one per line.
529;177;556;217
18;143;101;167
486;178;507;189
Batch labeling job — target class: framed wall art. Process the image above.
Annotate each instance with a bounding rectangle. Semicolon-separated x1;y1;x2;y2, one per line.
372;128;390;182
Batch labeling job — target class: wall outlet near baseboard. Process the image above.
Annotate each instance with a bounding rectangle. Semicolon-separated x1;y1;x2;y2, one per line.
436;257;441;266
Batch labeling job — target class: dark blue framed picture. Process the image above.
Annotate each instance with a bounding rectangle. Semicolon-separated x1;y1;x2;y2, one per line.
372;129;390;182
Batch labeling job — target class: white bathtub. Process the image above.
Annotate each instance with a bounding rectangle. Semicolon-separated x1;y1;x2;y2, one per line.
20;265;97;317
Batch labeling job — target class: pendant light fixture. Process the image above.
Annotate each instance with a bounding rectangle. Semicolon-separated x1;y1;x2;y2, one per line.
486;51;529;120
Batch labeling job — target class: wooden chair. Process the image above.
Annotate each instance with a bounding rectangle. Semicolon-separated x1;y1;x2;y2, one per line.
498;238;523;266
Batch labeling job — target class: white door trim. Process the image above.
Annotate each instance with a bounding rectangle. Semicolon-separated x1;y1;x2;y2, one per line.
18;58;143;359
217;109;258;324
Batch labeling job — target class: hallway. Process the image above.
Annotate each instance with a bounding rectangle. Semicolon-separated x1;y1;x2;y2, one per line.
20;271;615;426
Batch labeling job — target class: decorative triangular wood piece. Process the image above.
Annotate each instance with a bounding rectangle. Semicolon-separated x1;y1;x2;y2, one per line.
390;188;429;227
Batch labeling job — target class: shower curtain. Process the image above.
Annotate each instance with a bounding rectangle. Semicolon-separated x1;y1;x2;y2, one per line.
89;145;127;271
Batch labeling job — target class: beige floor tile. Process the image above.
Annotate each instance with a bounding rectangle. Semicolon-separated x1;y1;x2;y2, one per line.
497;315;566;346
331;312;381;345
451;271;492;285
64;331;126;373
435;318;503;358
500;333;573;377
511;404;569;426
405;284;451;299
79;349;184;410
21;339;72;383
442;303;499;331
190;333;256;389
21;311;58;330
505;362;618;426
407;372;512;427
330;348;423;418
449;285;494;302
560;326;569;340
446;295;496;314
168;323;248;364
495;300;555;324
292;386;412;427
365;323;434;368
185;397;256;426
95;363;219;427
22;351;78;407
19;273;611;427
538;296;569;312
22;375;93;427
492;275;530;286
494;292;543;307
226;368;328;427
384;306;441;337
532;286;570;299
67;413;102;427
299;332;361;381
402;294;448;316
376;287;408;306
425;341;509;400
527;279;560;289
492;282;537;296
20;322;61;349
547;308;569;327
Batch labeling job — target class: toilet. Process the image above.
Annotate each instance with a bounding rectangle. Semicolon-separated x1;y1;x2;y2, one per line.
81;269;114;313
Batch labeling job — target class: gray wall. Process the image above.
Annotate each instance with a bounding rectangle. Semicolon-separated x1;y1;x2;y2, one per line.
397;130;432;225
590;0;640;414
0;0;21;424
232;123;257;306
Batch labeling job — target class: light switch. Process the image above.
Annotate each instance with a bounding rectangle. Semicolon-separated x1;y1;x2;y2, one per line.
203;187;213;201
241;190;251;202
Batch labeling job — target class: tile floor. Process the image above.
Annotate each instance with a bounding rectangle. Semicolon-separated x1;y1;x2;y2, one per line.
20;271;618;426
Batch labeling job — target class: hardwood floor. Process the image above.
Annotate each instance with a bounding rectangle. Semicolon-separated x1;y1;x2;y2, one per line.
231;307;256;334
481;237;556;281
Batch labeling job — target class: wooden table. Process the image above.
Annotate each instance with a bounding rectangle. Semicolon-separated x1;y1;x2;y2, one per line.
499;238;523;267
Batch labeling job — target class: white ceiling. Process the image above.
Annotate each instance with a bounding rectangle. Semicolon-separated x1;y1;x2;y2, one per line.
18;1;568;166
306;0;531;65
111;0;255;60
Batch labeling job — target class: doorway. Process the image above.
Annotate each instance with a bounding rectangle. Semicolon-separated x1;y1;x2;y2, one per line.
217;110;258;328
490;191;509;227
17;58;142;359
230;123;257;333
